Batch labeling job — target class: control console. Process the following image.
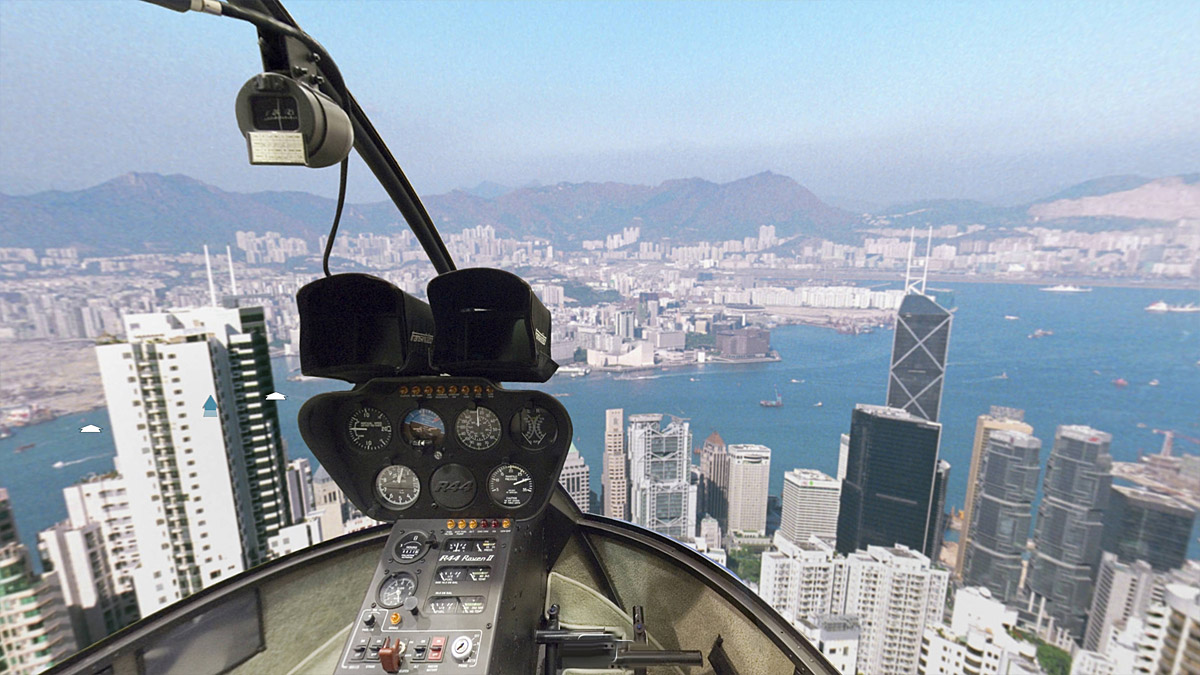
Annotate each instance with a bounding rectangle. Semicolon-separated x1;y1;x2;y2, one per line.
335;517;545;673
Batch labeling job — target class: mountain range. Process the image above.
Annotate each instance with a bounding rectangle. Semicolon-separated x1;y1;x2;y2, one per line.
0;171;1195;255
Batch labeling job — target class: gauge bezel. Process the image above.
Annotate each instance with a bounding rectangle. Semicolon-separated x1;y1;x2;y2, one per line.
401;407;446;449
347;406;394;451
508;405;558;451
487;463;536;509
376;572;417;609
374;464;421;510
454;406;503;451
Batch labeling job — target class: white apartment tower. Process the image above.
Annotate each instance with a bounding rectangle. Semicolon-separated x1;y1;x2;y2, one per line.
602;408;627;520
758;534;949;675
780;469;840;546
95;305;291;616
725;444;771;536
285;458;315;525
559;444;591;513
627;414;696;541
0;488;77;674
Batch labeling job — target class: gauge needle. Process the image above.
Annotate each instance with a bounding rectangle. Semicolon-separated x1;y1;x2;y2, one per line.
513;477;530;485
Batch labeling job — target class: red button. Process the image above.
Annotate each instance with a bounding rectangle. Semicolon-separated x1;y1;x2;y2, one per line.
431;636;446;647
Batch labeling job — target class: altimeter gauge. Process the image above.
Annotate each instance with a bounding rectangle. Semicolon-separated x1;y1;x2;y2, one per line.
375;465;421;510
487;464;535;509
348;406;393;450
455;406;502;451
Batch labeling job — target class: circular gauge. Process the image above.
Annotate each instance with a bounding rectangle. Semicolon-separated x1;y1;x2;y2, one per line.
455;407;503;451
347;406;393;451
375;465;421;510
402;408;445;449
509;405;558;451
488;464;535;509
377;573;417;609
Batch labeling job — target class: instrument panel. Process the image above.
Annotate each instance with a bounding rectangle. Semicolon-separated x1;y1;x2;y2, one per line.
298;377;572;522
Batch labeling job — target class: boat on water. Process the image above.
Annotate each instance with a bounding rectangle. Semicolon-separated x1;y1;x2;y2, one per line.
1004;315;1020;320
52;460;65;469
1149;379;1160;386
1113;378;1129;388
1028;329;1054;339
1146;300;1200;313
997;372;1009;380
760;387;783;408
1040;284;1092;293
557;364;590;377
0;423;11;440
14;443;34;453
813;401;823;407
790;378;804;384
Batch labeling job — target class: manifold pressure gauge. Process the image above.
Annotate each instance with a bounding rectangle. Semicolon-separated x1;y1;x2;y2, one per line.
487;464;535;509
375;465;421;510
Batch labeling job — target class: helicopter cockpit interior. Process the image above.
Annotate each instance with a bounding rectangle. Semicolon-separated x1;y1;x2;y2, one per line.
50;1;838;673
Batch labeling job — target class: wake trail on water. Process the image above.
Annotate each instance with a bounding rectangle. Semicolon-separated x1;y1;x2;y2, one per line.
52;454;108;468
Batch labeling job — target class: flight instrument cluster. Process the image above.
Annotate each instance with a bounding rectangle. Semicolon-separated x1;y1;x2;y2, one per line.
298;377;572;522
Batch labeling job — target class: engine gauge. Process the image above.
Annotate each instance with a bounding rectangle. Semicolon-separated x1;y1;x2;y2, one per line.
509;405;558;451
455;407;502;451
488;464;535;509
402;408;445;449
347;406;392;450
377;573;417;609
375;465;420;510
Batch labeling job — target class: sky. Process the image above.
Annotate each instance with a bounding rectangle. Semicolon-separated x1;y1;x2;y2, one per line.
0;0;1197;207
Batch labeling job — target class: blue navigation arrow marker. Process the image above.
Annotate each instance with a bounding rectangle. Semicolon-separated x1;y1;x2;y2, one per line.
203;395;218;417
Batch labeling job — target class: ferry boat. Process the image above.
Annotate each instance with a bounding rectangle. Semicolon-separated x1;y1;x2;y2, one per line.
1004;315;1020;320
556;364;590;378
1040;284;1092;293
1146;301;1200;313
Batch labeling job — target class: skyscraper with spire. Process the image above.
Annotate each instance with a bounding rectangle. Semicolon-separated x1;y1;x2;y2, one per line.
886;229;952;423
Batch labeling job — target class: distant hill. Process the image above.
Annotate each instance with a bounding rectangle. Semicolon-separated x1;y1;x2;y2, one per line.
0;171;856;254
1;171;1193;255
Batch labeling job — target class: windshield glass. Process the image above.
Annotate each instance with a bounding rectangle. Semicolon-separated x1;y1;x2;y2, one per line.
0;1;1197;672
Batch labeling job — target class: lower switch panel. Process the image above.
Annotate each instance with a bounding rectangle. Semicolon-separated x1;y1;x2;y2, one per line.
334;519;514;673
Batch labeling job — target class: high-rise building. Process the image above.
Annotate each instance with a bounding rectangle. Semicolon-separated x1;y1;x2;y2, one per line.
1025;425;1113;643
779;469;840;546
1084;553;1159;652
758;533;949;675
796;615;859;675
627;414;696;541
697;431;729;529
886;293;952;423
1102;485;1195;572
961;429;1041;603
918;587;1041;675
1156;583;1200;675
602;408;627;520
285;458;315;525
840;545;949;675
956;407;1034;578
725;444;770;536
836;404;943;559
559;444;591;512
95;305;292;616
61;473;139;597
37;520;138;647
0;488;77;674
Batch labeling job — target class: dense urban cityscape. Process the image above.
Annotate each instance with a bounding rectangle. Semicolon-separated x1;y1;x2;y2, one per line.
0;202;1197;675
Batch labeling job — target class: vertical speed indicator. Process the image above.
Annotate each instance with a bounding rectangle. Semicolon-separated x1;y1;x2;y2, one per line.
348;406;392;450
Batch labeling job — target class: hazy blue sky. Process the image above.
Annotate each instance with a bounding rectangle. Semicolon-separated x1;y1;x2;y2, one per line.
1;0;1197;206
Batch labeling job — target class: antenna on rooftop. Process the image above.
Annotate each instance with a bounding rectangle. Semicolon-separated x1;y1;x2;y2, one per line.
226;245;239;296
903;227;932;296
203;245;217;306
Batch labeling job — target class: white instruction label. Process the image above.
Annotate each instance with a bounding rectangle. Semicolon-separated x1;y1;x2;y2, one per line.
247;132;307;165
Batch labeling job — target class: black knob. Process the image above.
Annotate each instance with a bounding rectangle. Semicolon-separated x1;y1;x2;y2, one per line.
364;614;377;627
403;597;419;615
